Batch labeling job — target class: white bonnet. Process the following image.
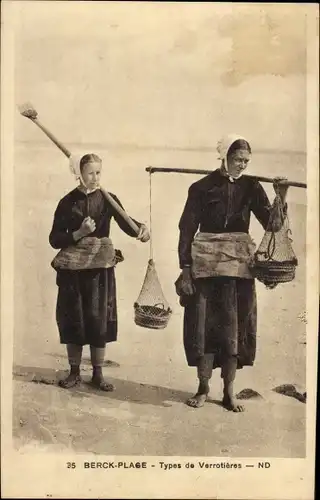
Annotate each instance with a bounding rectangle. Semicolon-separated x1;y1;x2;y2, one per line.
69;154;83;180
217;133;249;162
69;153;103;181
217;134;251;181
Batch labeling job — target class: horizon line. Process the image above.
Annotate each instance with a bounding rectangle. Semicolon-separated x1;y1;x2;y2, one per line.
15;140;307;156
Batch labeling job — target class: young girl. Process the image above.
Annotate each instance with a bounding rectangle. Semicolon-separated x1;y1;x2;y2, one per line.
49;153;149;391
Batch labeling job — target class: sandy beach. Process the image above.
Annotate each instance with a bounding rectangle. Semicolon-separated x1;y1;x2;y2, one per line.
2;3;318;499
12;144;307;457
9;2;308;466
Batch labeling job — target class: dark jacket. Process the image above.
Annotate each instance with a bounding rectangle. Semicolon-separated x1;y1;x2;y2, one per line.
178;169;273;269
49;188;140;250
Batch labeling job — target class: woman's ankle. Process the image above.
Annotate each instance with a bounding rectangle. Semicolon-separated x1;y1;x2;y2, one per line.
198;378;210;395
70;365;80;376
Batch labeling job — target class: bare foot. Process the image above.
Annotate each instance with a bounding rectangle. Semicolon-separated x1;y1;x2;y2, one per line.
91;376;114;392
186;393;208;408
222;395;245;412
59;373;81;389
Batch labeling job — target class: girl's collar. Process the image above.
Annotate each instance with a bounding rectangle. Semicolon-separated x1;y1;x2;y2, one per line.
77;185;99;195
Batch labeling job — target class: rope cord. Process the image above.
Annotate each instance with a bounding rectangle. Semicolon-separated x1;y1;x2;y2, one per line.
149;171;153;260
266;194;284;260
267;190;292;261
259;188;294;263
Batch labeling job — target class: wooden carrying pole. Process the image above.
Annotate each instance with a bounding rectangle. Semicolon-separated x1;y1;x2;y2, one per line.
146;166;307;189
19;104;140;235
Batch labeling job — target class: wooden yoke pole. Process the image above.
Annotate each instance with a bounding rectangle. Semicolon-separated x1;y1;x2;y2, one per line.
19;103;140;235
146;166;307;189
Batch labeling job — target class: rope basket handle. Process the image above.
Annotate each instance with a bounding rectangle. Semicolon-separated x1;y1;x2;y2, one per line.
263;192;289;261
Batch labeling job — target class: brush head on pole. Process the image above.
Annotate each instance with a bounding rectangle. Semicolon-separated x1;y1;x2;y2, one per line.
18;102;38;119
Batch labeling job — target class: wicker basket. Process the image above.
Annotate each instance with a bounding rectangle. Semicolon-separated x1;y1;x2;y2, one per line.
253;259;297;286
134;302;172;330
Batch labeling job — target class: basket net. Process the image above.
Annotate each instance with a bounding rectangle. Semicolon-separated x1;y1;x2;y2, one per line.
134;259;172;330
254;193;298;288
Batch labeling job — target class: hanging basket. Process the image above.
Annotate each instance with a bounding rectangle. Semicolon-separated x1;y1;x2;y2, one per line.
134;173;172;329
252;192;298;288
134;302;172;330
253;259;298;286
134;259;172;330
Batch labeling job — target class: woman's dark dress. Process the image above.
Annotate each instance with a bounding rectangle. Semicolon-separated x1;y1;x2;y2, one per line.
49;188;140;348
178;169;272;370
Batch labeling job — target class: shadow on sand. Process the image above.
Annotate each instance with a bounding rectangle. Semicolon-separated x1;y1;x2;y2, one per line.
46;352;120;368
13;364;223;409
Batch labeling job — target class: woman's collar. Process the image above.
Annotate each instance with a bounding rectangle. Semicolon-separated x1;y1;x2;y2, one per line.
219;165;236;183
219;164;246;183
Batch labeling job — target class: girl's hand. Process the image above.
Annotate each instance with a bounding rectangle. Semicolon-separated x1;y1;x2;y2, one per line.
79;217;96;237
136;224;150;243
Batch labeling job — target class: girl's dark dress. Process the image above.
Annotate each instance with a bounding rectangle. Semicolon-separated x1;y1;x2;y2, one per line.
49;188;140;348
178;169;273;370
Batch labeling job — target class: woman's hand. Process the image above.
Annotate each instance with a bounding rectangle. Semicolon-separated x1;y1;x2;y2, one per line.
73;217;96;241
180;267;195;296
273;176;289;204
136;224;150;243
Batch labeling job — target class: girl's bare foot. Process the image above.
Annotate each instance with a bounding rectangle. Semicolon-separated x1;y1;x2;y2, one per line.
59;373;81;388
91;377;114;392
91;366;114;391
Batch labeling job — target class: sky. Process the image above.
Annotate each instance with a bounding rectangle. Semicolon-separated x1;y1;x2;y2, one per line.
13;1;307;152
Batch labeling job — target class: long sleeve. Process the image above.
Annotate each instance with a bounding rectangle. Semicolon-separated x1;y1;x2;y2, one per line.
49;200;75;250
250;182;273;231
108;193;142;237
178;185;202;269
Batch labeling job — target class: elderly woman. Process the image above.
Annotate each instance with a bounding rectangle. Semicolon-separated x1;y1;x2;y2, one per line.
177;135;288;412
49;153;149;391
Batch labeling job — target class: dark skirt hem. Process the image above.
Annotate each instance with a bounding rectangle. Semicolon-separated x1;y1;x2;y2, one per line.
183;277;257;369
59;338;117;347
185;355;255;369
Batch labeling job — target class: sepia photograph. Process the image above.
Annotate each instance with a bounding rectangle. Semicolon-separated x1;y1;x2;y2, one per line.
1;1;318;499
